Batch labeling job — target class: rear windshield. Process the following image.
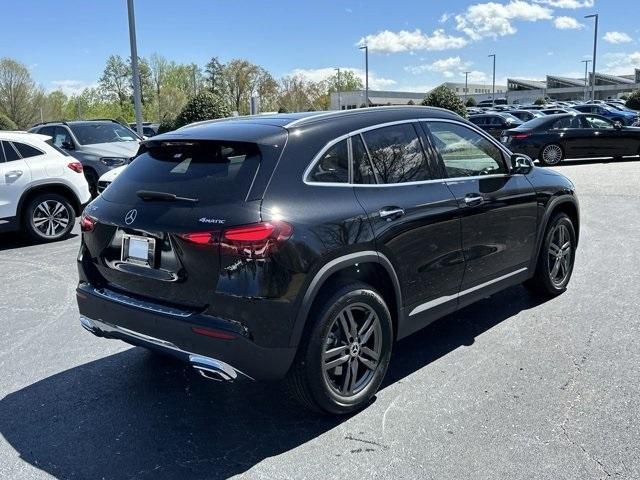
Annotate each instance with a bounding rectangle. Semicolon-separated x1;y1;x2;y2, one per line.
69;123;140;145
518;116;555;129
102;140;262;205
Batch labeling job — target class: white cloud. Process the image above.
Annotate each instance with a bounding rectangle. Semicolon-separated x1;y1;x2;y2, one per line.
289;67;397;90
49;80;98;96
554;16;584;29
535;0;593;8
357;29;468;53
405;57;488;83
455;1;553;40
439;12;452;23
603;31;633;44
604;51;640;75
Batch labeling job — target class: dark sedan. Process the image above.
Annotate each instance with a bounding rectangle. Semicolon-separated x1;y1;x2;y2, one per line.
468;113;523;139
510;109;545;122
501;113;640;165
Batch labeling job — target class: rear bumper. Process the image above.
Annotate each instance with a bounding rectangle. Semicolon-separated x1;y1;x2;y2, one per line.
76;282;297;381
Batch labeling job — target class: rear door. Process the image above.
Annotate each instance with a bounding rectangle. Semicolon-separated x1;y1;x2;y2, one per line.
0;141;32;219
352;122;464;336
424;120;537;304
581;115;626;156
549;115;587;158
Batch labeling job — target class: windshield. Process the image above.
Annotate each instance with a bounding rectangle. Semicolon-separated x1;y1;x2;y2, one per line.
69;123;140;145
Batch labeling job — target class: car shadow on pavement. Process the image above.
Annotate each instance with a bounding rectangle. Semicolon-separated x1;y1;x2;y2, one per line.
0;232;78;252
0;285;546;479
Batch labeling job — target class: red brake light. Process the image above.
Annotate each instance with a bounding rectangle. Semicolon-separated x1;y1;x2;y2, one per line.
191;326;236;340
512;133;530;139
178;232;218;245
67;162;83;173
80;213;96;232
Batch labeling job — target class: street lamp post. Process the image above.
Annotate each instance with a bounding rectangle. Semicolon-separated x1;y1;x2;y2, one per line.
581;59;591;102
585;13;598;101
127;0;143;137
335;67;341;110
359;45;369;108
463;71;471;104
488;54;496;106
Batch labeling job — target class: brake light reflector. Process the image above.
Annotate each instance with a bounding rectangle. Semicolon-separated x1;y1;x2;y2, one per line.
191;326;237;340
67;162;83;173
178;232;217;245
512;133;530;139
80;213;96;232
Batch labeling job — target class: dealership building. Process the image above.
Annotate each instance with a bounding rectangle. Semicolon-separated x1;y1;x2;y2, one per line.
329;69;640;109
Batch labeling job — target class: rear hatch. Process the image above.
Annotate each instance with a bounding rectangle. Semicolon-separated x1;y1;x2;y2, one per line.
82;126;287;309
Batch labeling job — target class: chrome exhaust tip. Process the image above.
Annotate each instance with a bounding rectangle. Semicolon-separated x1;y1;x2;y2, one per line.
189;354;238;382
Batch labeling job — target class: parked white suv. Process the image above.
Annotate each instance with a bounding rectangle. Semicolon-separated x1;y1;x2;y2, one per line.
0;132;91;242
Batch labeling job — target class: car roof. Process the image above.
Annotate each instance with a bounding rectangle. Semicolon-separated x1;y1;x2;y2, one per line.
0;131;51;143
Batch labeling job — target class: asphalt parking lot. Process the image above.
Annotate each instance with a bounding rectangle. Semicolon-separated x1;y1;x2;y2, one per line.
1;158;639;480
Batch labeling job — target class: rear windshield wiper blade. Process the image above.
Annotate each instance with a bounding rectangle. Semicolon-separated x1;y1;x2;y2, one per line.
136;190;199;203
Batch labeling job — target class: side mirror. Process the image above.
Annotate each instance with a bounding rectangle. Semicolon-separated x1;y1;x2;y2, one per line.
510;154;534;174
613;121;622;130
61;141;75;150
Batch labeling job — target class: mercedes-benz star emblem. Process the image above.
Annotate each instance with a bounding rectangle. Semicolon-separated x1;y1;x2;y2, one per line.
124;209;137;225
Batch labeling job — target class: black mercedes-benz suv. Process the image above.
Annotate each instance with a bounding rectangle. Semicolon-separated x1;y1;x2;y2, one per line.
76;107;579;414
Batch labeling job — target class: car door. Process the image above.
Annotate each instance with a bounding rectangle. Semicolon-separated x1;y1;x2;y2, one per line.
423;120;537;307
352;122;465;337
550;115;587;158
0;141;32;219
581;115;626;157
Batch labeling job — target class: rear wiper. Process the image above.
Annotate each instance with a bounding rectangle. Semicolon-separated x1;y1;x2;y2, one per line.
136;190;199;203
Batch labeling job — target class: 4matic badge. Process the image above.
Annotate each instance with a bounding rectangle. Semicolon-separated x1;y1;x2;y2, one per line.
199;217;226;225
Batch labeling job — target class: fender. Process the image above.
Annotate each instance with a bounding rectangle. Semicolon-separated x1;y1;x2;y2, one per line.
288;250;403;347
16;181;83;217
529;193;580;272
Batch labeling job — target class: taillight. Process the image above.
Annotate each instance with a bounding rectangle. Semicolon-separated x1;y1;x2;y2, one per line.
67;162;83;173
191;326;236;340
80;212;96;232
178;221;293;258
512;133;530;139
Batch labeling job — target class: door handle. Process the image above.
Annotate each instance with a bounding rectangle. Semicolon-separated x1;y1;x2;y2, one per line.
463;195;484;207
379;207;405;220
5;170;23;179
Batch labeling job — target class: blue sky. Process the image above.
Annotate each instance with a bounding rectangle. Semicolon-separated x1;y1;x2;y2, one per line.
4;0;640;95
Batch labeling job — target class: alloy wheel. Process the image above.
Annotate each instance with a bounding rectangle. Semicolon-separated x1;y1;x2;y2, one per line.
542;144;563;165
322;302;382;397
31;200;70;238
548;223;572;287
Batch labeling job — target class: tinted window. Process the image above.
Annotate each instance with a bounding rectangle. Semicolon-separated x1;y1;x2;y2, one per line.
309;140;349;183
45;139;71;156
53;127;73;148
469;116;486;126
584;116;613;129
428;122;506;177
352;135;376;184
38;126;56;138
1;141;20;162
13;142;43;158
552;116;582;129
68;122;138;145
103;140;263;206
362;123;430;184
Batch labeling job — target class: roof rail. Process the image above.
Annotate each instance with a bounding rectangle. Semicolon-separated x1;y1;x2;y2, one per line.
30;120;70;128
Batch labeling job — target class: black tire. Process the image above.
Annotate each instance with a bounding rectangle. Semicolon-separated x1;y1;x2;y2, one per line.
23;193;76;243
285;281;393;415
525;213;576;296
539;143;564;166
84;169;98;198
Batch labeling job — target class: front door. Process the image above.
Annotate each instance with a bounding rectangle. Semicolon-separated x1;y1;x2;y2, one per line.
351;122;465;337
581;115;627;157
423;121;538;304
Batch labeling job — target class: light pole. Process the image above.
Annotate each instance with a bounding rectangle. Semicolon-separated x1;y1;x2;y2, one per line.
581;59;591;102
335;67;342;110
488;54;496;106
359;45;369;108
463;71;471;104
585;13;598;101
127;0;143;137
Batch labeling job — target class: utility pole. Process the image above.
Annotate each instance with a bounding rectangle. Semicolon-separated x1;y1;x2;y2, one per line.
127;0;143;137
359;45;369;107
488;54;496;106
581;59;591;102
335;67;342;110
585;13;598;101
192;64;198;97
463;71;471;104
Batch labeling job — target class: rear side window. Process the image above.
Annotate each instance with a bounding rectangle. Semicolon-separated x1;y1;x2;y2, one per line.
352;135;376;184
103;140;263;205
45;139;71;156
1;141;20;162
13;142;44;158
553;116;582;129
308;140;349;183
361;123;430;184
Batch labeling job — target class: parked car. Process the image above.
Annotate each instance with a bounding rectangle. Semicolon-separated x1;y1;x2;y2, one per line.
501;113;640;165
477;99;507;107
541;108;578;115
0;131;91;242
96;164;126;194
129;122;160;137
76;106;580;414
509;110;546;122
572;104;638;126
29;120;142;196
468;112;523;139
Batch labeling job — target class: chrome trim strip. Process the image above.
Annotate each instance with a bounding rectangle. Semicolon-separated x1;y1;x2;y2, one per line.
90;287;193;318
409;267;528;316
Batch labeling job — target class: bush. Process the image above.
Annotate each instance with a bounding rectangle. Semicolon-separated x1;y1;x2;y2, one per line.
407;100;415;105
625;90;640;110
0;113;17;130
534;97;546;105
174;91;231;128
620;94;629;101
277;107;289;113
421;86;466;117
465;97;477;107
157;118;176;134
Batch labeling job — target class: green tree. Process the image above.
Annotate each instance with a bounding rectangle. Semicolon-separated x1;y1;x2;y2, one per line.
0;112;17;130
465;97;477;107
99;55;131;110
625;90;640;110
174;91;231;128
533;97;546;105
421;85;467;117
0;58;44;128
205;56;224;93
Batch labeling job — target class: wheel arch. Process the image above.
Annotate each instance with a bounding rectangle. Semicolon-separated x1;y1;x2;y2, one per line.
289;251;403;348
17;183;82;220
